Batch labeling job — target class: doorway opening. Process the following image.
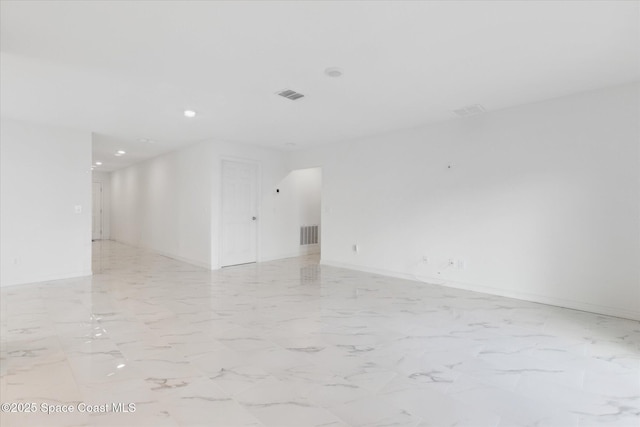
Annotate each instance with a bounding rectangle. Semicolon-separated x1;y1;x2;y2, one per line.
287;167;322;258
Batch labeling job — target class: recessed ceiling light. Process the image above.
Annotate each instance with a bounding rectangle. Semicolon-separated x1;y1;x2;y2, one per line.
453;104;486;117
95;161;102;166
285;142;297;147
324;67;343;78
184;110;197;118
117;150;126;155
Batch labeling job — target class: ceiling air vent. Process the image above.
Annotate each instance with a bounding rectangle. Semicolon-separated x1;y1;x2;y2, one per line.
277;89;305;101
454;104;485;117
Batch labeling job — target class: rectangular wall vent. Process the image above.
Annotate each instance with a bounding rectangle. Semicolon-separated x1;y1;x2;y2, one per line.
300;225;319;245
277;89;305;101
453;104;485;117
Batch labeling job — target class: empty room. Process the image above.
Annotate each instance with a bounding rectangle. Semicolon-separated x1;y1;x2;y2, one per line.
0;1;639;426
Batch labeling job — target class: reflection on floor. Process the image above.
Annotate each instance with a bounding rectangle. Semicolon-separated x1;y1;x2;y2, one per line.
1;240;638;426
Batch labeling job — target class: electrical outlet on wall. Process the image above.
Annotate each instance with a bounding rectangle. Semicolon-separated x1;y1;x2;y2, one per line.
422;255;429;264
457;259;466;270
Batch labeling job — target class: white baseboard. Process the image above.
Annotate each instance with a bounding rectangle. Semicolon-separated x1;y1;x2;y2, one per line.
0;269;93;288
321;260;640;321
110;239;212;270
260;246;320;263
153;249;212;270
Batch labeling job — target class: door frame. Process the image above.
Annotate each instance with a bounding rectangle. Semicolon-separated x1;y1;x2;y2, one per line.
219;157;262;268
92;181;103;241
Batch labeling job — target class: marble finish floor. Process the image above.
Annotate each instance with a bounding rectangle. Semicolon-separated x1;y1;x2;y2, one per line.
1;241;639;427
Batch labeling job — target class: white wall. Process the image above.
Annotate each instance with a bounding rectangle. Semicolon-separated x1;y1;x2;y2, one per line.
270;167;322;257
110;141;213;268
291;168;322;232
291;83;640;320
110;139;298;269
0;118;92;287
92;170;111;239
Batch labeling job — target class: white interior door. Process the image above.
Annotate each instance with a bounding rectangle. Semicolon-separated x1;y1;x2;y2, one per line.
92;182;103;240
221;160;258;267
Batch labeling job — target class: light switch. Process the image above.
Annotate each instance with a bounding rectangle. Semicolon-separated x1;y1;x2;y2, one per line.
74;205;82;214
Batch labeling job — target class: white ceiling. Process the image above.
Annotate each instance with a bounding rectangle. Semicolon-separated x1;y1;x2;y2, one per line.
1;1;638;171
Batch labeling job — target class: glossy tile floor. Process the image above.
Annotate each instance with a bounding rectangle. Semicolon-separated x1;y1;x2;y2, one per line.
1;241;638;427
